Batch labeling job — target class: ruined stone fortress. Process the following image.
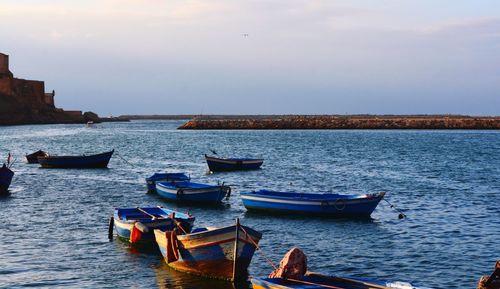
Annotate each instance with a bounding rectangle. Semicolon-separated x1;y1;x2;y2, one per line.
0;53;55;108
0;53;98;125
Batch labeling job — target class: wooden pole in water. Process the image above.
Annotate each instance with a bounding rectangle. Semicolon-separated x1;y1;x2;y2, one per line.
232;218;240;282
108;216;114;240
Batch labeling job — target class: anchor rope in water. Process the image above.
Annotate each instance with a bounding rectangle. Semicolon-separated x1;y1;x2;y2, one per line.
239;225;278;271
383;198;407;219
115;151;135;168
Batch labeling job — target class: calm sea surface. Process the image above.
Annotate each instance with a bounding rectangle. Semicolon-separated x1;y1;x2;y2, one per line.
1;120;499;289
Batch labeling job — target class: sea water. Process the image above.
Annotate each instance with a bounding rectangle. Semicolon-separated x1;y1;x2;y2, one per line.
0;120;499;288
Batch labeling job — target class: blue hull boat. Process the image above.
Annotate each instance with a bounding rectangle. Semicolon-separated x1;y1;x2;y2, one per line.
241;190;385;217
205;154;264;172
38;150;114;168
0;164;14;195
251;272;429;289
154;219;262;281
111;207;195;245
156;181;231;204
146;172;190;192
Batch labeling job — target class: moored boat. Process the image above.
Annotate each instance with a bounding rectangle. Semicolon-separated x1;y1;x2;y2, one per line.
241;190;385;218
154;218;262;281
38;150;114;168
25;150;48;164
110;206;195;245
205;154;264;172
251;273;429;289
251;247;431;289
156;181;231;204
0;164;14;195
146;172;190;193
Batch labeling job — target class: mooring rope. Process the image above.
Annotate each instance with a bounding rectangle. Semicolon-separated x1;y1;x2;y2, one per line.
115;151;135;168
383;198;407;219
239;225;278;271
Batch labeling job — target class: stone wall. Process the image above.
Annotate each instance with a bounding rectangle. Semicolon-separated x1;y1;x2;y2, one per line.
0;53;11;75
0;76;12;96
178;115;500;130
11;78;45;103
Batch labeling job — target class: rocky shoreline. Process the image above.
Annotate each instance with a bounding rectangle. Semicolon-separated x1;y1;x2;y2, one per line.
178;115;500;130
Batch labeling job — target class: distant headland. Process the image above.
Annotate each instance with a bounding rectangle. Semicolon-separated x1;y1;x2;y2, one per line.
176;115;500;130
0;53;126;126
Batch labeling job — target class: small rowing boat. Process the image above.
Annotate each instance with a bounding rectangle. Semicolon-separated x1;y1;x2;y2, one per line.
38;150;114;168
146;172;190;193
241;190;385;218
154;218;262;281
0;164;14;195
205;154;264;172
110;207;195;245
251;248;430;289
156;181;231;204
251;272;429;289
25;150;48;164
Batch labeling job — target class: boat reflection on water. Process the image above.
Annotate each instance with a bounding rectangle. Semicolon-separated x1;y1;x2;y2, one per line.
153;262;251;289
114;235;161;256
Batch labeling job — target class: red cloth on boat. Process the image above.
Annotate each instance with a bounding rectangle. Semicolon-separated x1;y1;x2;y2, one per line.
129;224;142;243
269;247;307;280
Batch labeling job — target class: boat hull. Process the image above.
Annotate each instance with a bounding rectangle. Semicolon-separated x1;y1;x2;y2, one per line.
205;155;263;172
241;190;385;218
156;181;229;204
38;150;114;168
0;165;14;195
155;223;262;281
114;207;195;245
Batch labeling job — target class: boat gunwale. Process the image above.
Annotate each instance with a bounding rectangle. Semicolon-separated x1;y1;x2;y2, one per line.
37;150;114;160
241;190;385;202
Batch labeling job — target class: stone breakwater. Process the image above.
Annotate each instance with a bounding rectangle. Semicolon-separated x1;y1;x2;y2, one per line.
178;115;500;130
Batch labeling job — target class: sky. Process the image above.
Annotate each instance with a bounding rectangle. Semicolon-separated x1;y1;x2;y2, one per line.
1;0;499;115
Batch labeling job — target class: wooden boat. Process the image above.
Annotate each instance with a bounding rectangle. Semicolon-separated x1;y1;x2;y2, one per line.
205;154;264;172
154;218;262;281
25;150;48;164
251;272;429;289
241;190;385;218
156;181;231;204
38;150;114;168
146;172;190;193
0;164;14;195
110;207;195;245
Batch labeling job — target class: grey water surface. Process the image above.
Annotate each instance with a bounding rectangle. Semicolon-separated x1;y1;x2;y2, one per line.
1;120;499;289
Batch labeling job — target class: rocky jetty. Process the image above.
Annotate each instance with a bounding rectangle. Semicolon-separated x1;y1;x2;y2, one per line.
0;53;104;126
178;115;500;130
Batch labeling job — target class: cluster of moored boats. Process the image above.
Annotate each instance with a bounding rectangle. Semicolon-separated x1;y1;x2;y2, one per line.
2;149;499;289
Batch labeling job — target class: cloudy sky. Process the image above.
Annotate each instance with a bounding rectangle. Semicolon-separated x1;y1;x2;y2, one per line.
1;0;499;115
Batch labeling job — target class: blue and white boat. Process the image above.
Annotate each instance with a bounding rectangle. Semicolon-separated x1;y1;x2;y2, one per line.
251;272;430;289
205;154;264;172
110;206;195;245
0;164;14;195
241;190;385;218
154;218;262;281
146;172;190;192
156;181;231;204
